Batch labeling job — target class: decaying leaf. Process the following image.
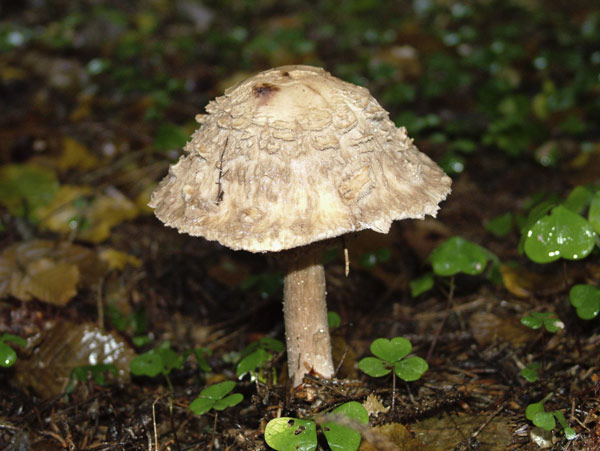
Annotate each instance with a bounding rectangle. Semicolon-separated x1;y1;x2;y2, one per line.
14;321;136;398
0;240;105;305
500;265;565;298
36;185;138;243
359;423;427;450
469;311;536;348
362;393;390;417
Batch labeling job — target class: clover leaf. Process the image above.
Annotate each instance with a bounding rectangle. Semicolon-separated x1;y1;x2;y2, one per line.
524;206;596;263
569;284;600;320
429;236;495;276
189;381;243;416
359;337;428;382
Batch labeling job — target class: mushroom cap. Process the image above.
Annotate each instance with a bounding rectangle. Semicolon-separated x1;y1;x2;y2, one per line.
149;65;452;252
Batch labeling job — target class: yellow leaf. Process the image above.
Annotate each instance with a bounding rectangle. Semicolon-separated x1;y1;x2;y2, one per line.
99;248;142;270
19;258;79;306
57;136;100;171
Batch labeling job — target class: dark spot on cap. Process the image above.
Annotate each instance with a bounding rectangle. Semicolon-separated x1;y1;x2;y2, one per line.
281;71;290;77
253;83;279;104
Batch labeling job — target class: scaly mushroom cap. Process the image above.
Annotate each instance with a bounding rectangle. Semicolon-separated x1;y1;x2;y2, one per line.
150;65;451;252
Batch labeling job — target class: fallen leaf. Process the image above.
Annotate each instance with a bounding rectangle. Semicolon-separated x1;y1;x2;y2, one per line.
500;265;565;298
56;136;100;171
99;248;142;270
469;311;536;347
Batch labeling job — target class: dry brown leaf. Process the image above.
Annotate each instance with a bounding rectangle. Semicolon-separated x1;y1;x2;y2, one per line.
14;321;136;398
0;240;106;305
469;311;536;347
359;423;427;451
362;393;390;417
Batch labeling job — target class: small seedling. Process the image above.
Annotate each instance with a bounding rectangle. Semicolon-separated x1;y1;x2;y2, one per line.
358;337;428;409
0;334;26;368
521;312;564;333
264;401;369;451
189;381;243;416
526;394;576;440
569;284;600;320
520;363;541;383
130;341;185;390
327;311;341;330
236;337;284;383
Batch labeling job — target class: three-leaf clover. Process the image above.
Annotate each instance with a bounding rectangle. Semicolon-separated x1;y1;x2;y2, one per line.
358;337;428;382
429;236;497;277
130;341;185;378
189;381;243;416
264;401;368;451
520;312;564;333
526;394;576;440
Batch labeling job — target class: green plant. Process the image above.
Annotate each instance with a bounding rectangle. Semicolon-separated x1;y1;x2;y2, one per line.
236;337;284;383
569;284;600;320
66;363;119;392
526;394;576;440
520;362;541;383
520;312;564;333
130;341;185;390
264;401;369;451
189;381;243;416
0;334;27;368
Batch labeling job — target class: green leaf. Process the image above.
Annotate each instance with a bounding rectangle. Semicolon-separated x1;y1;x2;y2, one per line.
0;342;17;367
236;348;272;379
189;396;214;416
524;206;596;263
130;350;163;377
201;381;236;400
533;412;556;431
485;213;514;237
589;192;600;234
563;186;592;214
525;402;545;421
552;411;576;439
520;363;541;382
370;337;411;363
0;164;59;221
429;237;494;276
358;357;391;377
193;348;212;372
521;312;563;332
394;356;429;381
153;123;189;151
264;417;317;451
410;273;434;297
322;402;369;451
569;284;600;320
156;341;184;374
328;311;342;329
1;334;27;348
213;393;244;411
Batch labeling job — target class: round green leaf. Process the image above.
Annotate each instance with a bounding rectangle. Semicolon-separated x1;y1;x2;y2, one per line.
570;284;600;320
525;402;544;421
410;273;434;297
328;311;342;329
264;417;317;451
524;206;596;263
533;412;556;431
394;356;428;381
213;393;243;411
322;402;368;451
1;334;27;348
0;342;17;367
429;236;492;276
358;357;391;377
130;351;163;377
370;337;411;363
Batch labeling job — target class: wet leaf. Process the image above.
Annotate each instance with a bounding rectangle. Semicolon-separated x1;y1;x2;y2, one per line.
14;322;135;398
0;164;59;221
264;417;317;451
524;206;597;263
0;342;17;367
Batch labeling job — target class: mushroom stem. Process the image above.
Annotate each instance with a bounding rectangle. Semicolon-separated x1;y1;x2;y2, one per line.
282;243;334;387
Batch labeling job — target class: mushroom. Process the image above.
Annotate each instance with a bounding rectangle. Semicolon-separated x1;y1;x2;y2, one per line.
149;65;451;387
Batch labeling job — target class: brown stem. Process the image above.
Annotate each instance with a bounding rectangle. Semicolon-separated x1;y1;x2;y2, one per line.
282;243;334;387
